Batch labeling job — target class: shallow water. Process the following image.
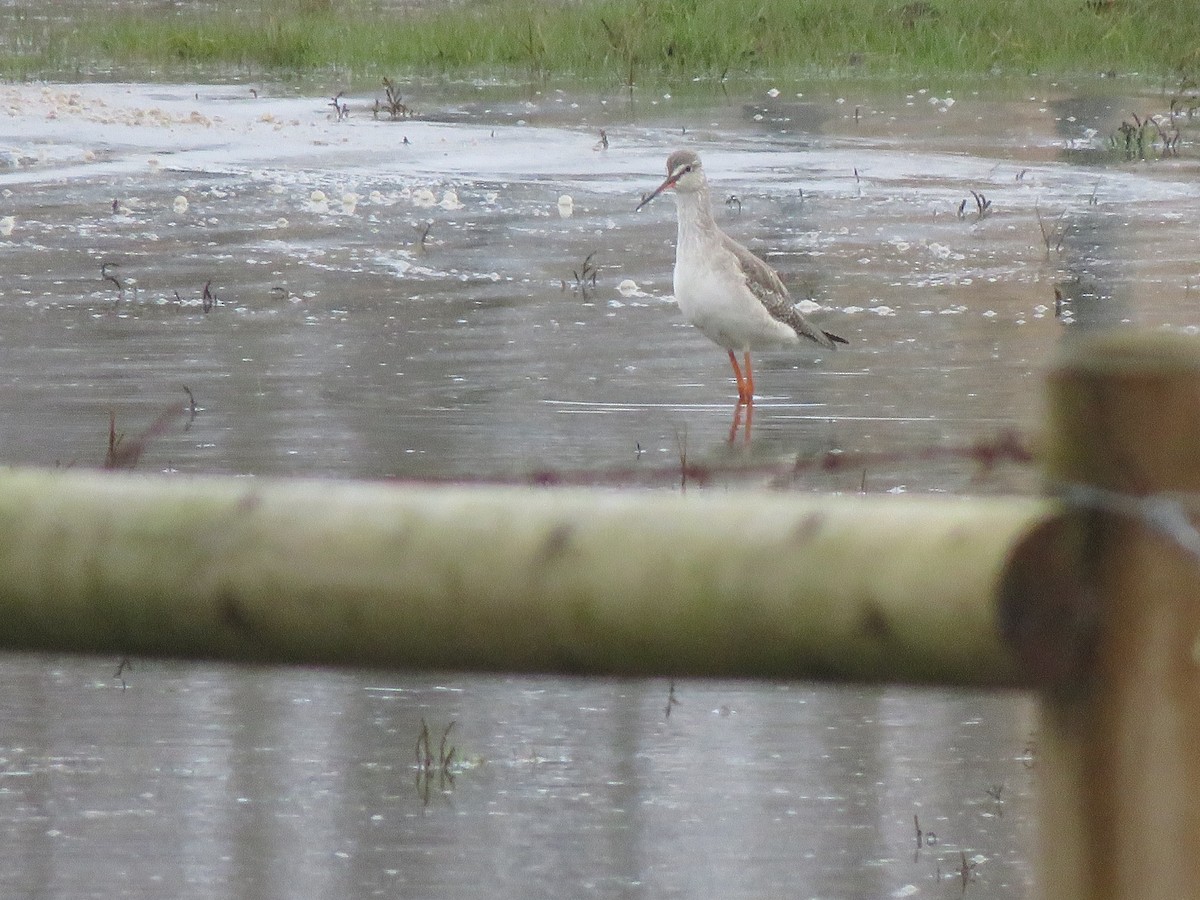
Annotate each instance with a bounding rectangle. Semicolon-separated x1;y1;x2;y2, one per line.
0;659;1036;900
2;78;1196;484
0;74;1197;897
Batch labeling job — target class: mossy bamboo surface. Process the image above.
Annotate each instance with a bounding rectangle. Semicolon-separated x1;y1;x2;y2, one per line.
0;467;1050;684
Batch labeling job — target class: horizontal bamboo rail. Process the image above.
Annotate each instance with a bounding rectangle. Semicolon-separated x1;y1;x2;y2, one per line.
0;466;1052;685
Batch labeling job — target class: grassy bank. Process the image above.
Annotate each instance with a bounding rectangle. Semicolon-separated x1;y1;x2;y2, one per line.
4;0;1199;83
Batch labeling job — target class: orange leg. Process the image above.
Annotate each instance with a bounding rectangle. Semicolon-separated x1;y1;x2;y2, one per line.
727;350;755;403
727;401;743;443
727;350;746;399
726;390;755;443
726;351;755;443
742;352;754;402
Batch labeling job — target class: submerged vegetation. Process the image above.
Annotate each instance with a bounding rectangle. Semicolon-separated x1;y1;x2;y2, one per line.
2;0;1199;82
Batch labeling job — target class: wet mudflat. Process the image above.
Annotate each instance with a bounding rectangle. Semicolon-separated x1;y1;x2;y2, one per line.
0;74;1197;897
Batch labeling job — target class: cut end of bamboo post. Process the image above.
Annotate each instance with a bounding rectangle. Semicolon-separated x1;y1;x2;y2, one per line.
998;513;1100;691
1045;329;1200;493
1053;328;1200;377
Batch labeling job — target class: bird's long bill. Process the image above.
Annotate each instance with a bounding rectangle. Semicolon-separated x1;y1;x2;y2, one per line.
635;173;677;211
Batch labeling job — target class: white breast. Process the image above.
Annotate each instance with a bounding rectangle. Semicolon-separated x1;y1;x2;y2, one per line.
673;240;799;351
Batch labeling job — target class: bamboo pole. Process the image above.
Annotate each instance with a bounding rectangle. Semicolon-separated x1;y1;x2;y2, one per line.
0;466;1049;684
1022;331;1200;900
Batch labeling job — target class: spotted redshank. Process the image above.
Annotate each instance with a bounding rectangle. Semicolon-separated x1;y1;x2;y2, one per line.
637;149;847;404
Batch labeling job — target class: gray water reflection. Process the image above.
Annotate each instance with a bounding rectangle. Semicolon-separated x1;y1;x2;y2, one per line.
1;75;1198;897
0;658;1035;899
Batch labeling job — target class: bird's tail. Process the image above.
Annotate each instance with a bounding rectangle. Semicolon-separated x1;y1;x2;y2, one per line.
789;307;849;349
823;330;849;346
799;321;848;349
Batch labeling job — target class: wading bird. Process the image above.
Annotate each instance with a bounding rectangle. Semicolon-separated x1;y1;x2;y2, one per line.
637;149;846;407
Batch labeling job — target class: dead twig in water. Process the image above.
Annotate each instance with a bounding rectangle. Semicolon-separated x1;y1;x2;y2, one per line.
114;656;131;691
414;221;433;254
415;719;457;804
664;680;680;719
985;784;1005;816
957;851;977;893
415;719;456;772
913;813;937;858
101;262;123;303
674;425;689;491
561;252;598;296
1112;113;1180;159
415;718;432;769
564;251;600;297
957;190;991;220
1169;72;1200;117
374;78;411;120
577;251;599;287
329;91;349;121
104;389;196;469
182;385;198;431
1035;202;1069;256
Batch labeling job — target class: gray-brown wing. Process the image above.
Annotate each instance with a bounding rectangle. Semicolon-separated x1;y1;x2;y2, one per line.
720;232;839;349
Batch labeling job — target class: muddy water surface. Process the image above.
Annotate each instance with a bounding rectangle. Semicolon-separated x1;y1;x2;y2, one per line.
1;75;1197;898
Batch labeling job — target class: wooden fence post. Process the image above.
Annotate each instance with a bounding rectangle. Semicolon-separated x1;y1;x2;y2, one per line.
1025;332;1200;900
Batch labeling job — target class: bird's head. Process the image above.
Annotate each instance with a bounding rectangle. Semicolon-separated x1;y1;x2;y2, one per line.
636;150;704;210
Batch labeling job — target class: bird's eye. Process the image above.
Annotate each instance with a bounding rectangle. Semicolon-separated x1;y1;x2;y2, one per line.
683;165;692;173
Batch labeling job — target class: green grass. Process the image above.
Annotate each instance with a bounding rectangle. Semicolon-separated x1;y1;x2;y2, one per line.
3;0;1199;83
